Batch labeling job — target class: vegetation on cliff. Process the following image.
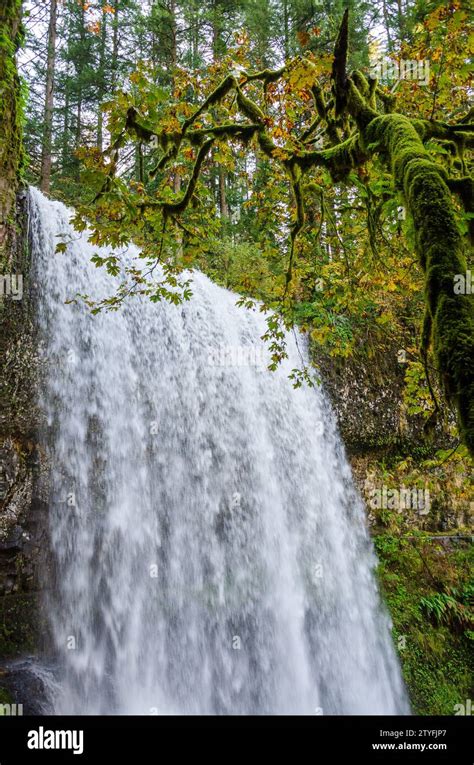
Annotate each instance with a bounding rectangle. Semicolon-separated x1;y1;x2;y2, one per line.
375;530;473;714
0;0;24;260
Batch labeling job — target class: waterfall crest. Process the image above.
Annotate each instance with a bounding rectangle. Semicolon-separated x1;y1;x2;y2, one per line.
30;187;409;715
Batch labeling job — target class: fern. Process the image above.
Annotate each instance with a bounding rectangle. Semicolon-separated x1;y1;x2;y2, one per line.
420;586;473;631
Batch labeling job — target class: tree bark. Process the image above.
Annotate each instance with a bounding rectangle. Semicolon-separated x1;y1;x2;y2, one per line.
212;1;228;220
40;0;58;194
111;0;120;90
61;65;71;172
74;0;86;180
218;166;229;219
283;0;289;59
96;6;108;151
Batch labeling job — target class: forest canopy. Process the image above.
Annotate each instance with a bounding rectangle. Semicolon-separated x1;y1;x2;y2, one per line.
16;0;474;454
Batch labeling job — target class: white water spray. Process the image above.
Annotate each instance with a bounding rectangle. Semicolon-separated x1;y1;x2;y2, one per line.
30;187;409;715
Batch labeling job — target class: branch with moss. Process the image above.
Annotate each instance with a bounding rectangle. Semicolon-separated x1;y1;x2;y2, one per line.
344;72;474;454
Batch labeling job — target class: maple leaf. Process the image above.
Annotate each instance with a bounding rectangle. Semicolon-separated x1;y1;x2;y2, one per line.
297;30;310;47
87;21;101;35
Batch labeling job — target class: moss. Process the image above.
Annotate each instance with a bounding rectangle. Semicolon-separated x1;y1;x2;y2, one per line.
298;132;367;181
0;594;38;657
0;687;13;705
183;74;235;131
256;128;278;159
163;138;214;215
447;176;474;245
361;113;474;455
341;73;474;452
236;87;266;124
0;0;24;235
375;86;396;113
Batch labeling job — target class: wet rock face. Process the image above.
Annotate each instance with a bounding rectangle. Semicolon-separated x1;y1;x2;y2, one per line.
0;437;48;598
316;344;419;454
316;338;457;457
0;192;49;658
316;343;471;533
0;658;54;714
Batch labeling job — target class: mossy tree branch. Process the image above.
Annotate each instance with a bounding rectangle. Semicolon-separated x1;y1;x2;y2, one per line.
345;75;473;454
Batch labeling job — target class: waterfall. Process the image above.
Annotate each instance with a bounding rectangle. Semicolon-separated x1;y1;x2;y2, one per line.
29;187;409;715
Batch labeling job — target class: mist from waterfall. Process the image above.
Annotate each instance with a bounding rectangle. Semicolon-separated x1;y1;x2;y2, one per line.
30;186;409;715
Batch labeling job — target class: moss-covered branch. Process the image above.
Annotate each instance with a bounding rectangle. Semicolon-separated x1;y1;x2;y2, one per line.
347;84;474;452
296;133;368;181
163;138;214;214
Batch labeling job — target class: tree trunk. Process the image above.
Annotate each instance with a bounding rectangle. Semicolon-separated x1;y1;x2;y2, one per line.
212;1;228;220
74;1;86;180
218;166;229;219
40;0;58;194
111;0;120;89
61;66;71;172
381;0;393;52
96;7;108;151
170;0;178;67
170;0;180;194
283;0;289;59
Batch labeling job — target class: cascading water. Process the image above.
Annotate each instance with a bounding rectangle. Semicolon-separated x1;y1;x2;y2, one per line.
30;186;409;715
